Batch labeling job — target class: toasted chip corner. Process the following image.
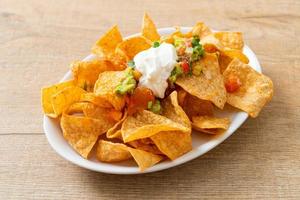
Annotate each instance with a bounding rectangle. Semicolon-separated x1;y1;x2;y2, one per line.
223;58;273;117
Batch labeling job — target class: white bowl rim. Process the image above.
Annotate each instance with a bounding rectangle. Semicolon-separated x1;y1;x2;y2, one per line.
43;27;262;174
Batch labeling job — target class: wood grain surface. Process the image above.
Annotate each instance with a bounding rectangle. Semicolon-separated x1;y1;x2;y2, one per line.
0;0;299;199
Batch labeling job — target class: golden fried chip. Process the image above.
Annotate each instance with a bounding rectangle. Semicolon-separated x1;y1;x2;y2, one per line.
151;131;191;159
214;32;244;50
71;59;125;91
110;130;122;140
223;59;273;117
128;138;162;155
106;52;127;67
82;103;119;128
150;91;192;160
65;102;121;129
176;53;227;109
161;91;191;128
200;34;224;52
142;13;160;42
96;140;132;162
160;27;192;44
115;36;151;60
65;102;87;114
219;49;249;73
223;49;249;63
218;51;232;73
51;86;86;117
121;110;190;143
177;87;187;106
61;114;109;158
41;80;74;117
192;116;230;134
80;92;112;108
106;111;127;139
191;22;212;39
94;70;126;110
182;93;214;119
92;25;123;57
127;147;162;171
97;140;163;171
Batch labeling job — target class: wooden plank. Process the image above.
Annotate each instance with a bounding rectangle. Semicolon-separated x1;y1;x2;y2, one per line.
0;133;299;199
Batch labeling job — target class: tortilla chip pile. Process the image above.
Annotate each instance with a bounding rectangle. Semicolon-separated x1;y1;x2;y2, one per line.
41;13;273;171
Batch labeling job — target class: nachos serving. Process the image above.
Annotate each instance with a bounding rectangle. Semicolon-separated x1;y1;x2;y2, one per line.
42;13;273;171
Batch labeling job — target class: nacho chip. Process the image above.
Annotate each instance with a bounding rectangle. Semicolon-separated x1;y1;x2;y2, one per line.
41;80;74;117
65;102;87;114
51;86;86;117
142;13;160;42
200;34;224;52
191;22;212;39
161;91;191;128
115;36;151;60
65;101;121;126
107;111;127;139
128;138;162;155
71;59;125;91
219;49;249;73
61;114;109;158
80;92;112;108
96;140;132;162
106;109;123;122
97;140;163;171
192;116;230;134
82;102;120;127
218;51;232;73
127;147;162;171
92;25;123;57
214;32;244;50
107;52;127;67
223;49;249;63
160;27;193;44
94;70;127;110
223;59;273;117
110;130;122;140
177;87;187;106
176;53;227;109
151;131;191;159
181;92;214;119
121;110;190;143
150;91;192;160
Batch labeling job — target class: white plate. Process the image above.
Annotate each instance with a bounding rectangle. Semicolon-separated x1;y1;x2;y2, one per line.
43;27;262;174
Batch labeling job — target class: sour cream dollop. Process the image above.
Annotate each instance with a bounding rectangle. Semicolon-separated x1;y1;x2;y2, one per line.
133;43;178;98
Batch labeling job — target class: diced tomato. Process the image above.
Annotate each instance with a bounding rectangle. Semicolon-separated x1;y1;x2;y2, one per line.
181;61;190;73
127;87;155;115
177;47;186;56
225;75;241;93
107;109;123;122
203;44;218;53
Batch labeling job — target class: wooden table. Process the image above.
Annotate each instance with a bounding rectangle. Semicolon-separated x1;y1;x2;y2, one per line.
1;0;299;199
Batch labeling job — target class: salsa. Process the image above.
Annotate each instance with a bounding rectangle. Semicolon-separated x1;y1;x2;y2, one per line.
114;36;205;114
127;86;155;115
225;74;241;93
